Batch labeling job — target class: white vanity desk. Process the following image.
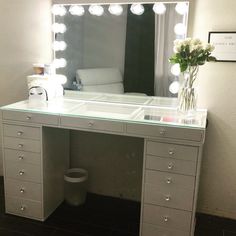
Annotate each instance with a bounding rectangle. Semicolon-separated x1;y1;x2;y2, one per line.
1;93;207;236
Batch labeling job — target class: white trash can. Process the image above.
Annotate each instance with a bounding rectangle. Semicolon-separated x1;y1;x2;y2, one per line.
64;168;88;206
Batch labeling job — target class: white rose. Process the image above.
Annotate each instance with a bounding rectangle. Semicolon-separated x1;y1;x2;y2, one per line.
205;43;215;52
174;45;182;53
192;38;201;45
174;39;181;46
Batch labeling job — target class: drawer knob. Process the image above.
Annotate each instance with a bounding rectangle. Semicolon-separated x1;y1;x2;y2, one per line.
159;129;165;135
20;188;25;194
88;121;94;127
18;144;24;148
168;150;174;155
166;178;172;184
18;155;24;160
168;163;173;170
20;206;26;211
165;195;171;201
26;116;31;120
164;216;169;222
19;170;25;176
17;131;23;136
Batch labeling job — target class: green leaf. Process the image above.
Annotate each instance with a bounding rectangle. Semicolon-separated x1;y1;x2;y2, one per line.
198;61;205;65
208;56;217;62
180;63;188;72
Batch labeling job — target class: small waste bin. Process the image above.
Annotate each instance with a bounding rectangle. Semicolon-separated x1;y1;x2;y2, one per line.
64;168;88;206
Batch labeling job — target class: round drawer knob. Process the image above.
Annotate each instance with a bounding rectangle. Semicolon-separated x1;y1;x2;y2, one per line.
166;178;172;184
26;116;31;120
159;129;165;135
18;144;24;148
20;188;25;194
18;155;24;160
164;216;169;222
169;150;174;155
168;163;173;170
20;206;26;211
17;131;23;136
88;121;94;127
165;195;171;201
19;170;25;176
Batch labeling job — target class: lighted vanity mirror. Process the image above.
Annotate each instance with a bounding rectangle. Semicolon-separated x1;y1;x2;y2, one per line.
52;2;189;99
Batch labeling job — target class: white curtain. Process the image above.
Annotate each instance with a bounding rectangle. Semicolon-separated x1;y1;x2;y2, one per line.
154;5;185;97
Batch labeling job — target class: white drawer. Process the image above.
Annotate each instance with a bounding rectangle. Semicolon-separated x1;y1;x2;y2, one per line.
61;116;124;133
146;155;196;176
5;162;41;183
3;124;40;140
146;141;198;162
142;223;190;236
127;123;203;142
4;149;41;165
2;110;59;125
145;170;195;191
4;137;41;153
5;178;42;201
143;204;192;232
144;183;194;211
5;196;42;220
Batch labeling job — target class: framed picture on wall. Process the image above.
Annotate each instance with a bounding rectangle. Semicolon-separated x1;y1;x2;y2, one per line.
208;31;236;62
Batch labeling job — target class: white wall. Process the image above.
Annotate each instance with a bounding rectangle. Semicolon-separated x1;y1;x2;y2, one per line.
189;0;236;219
0;0;52;175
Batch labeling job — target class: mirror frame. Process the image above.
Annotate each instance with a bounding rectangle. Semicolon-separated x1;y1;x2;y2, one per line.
51;0;191;102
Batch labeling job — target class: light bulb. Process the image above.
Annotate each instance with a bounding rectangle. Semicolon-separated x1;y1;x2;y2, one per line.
153;3;166;15
169;81;180;94
51;5;67;16
89;5;104;16
52;23;67;33
175;3;188;15
171;64;181;76
52;41;67;51
69;5;85;16
174;23;186;36
53;58;67;68
53;74;67;84
108;4;123;16
130;4;144;16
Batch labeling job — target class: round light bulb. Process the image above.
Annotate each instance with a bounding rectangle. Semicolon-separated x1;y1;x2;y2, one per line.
51;5;67;16
153;3;166;15
169;81;180;94
171;64;181;76
52;23;67;34
175;3;188;15
52;41;67;51
89;5;104;16
130;4;144;16
108;4;123;16
69;5;85;16
53;74;67;84
174;23;186;36
53;58;67;68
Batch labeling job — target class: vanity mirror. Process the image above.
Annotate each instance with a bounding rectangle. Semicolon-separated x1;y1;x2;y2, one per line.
52;1;189;99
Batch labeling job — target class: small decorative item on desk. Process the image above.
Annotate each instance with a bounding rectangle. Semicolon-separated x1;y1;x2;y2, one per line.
33;63;45;75
169;38;216;115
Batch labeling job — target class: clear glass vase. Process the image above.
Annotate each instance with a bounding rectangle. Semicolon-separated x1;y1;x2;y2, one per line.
178;66;199;115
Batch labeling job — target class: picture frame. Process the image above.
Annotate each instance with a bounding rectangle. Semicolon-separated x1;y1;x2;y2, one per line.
208;31;236;62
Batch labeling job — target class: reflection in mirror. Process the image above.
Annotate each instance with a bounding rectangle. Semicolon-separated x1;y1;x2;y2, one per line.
52;2;189;98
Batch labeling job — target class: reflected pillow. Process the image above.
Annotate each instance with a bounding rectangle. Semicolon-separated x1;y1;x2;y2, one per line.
76;68;123;86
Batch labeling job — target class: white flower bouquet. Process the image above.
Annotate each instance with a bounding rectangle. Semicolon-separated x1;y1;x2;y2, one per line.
169;38;216;113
